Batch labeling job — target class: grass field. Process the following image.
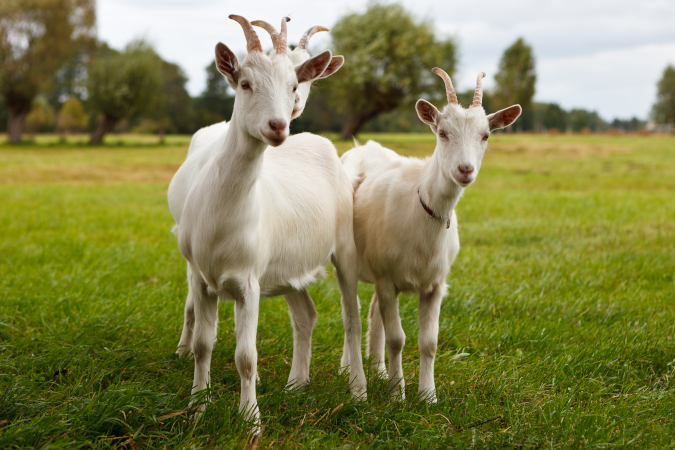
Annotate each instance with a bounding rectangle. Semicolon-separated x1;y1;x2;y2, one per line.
1;132;674;448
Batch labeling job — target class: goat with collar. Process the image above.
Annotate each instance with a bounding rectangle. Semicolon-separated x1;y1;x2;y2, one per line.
340;68;521;402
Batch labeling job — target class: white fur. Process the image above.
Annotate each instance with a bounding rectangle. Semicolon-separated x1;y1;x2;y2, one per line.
183;45;335;158
169;43;364;424
172;45;341;222
341;100;521;402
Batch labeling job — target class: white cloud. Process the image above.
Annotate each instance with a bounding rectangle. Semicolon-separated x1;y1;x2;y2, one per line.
537;43;675;119
96;0;675;120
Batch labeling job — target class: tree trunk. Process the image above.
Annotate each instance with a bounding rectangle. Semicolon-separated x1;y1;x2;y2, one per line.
339;110;378;140
89;115;119;145
158;122;165;144
8;107;29;144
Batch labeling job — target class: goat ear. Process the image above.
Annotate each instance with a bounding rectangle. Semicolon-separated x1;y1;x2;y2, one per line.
318;55;344;79
416;99;440;127
487;105;522;131
296;49;332;83
215;42;240;89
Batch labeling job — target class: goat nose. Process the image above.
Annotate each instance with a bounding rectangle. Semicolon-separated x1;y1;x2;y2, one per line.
268;119;287;135
458;164;475;175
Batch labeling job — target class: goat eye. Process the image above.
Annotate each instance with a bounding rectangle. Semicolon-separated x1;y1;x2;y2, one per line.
438;131;447;139
292;85;298;93
241;82;251;90
482;134;490;141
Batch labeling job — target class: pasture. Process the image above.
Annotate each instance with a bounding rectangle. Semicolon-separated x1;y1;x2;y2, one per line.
0;133;674;448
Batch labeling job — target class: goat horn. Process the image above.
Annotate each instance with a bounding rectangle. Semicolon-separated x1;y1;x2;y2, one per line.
251;20;278;35
297;25;329;50
252;17;290;54
277;16;289;54
229;15;263;53
431;67;458;105
472;72;486;108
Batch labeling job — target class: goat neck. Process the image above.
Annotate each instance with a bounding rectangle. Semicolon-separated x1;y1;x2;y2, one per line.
417;149;464;222
213;109;268;196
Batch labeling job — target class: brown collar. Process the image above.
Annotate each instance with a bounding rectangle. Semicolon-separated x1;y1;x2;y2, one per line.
417;189;451;229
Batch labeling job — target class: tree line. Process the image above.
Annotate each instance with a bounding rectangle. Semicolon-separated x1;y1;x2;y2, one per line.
0;0;234;144
1;2;671;144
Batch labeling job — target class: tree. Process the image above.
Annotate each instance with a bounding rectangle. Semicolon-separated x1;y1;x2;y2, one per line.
651;65;675;126
493;38;536;131
0;97;7;132
568;109;607;133
154;61;193;139
611;117;645;132
56;97;87;133
86;40;162;144
25;96;55;133
329;3;457;139
0;0;95;143
46;35;100;111
533;102;568;132
193;61;235;129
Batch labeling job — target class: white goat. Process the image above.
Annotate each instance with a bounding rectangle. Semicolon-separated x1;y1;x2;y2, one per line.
340;68;521;401
169;22;344;224
169;20;345;373
183;23;342;158
171;15;365;423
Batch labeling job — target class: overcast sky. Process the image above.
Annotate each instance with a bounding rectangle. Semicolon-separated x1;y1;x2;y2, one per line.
97;0;675;120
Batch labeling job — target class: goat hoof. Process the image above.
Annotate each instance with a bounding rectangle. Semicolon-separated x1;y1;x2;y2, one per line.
370;367;387;379
350;386;367;402
285;378;309;391
175;346;191;359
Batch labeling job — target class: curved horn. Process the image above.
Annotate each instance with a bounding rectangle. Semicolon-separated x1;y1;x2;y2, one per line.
229;14;263;53
251;20;278;35
251;17;290;54
431;67;458;105
277;16;289;54
297;25;329;50
472;72;486;108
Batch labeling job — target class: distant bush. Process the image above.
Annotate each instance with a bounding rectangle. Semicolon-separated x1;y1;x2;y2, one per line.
56;98;88;133
25;97;55;133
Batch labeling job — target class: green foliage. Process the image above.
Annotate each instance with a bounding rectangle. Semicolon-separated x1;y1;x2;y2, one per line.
290;83;347;134
493;38;536;130
329;2;457;138
193;61;235;129
361;108;429;133
45;36;100;112
152;61;194;134
1;135;674;447
25;96;55;132
0;0;95;142
611;117;646;132
87;40;163;122
651;65;675;125
569;108;608;133
533;102;568;132
56;97;87;132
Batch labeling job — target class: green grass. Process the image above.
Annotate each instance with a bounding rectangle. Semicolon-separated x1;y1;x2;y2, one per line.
1;133;674;448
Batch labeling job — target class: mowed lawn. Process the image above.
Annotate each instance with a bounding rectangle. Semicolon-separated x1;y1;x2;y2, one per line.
0;133;674;448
